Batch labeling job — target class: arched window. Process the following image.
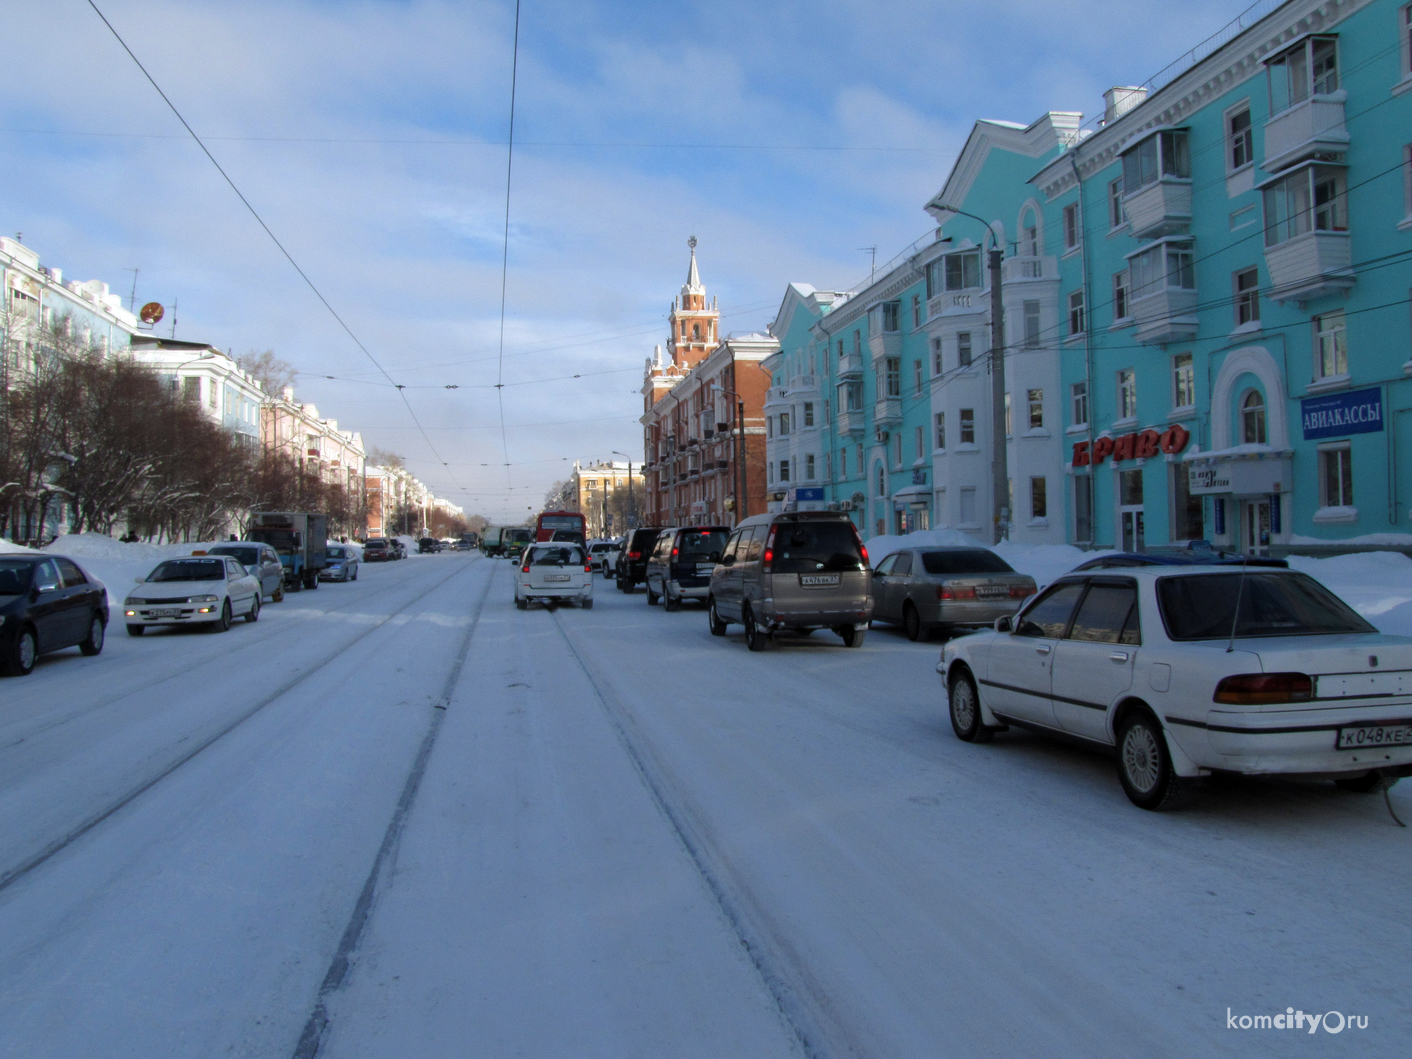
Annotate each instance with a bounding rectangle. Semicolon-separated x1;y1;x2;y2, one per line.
876;464;886;496
1242;390;1267;444
1022;209;1038;256
692;324;701;340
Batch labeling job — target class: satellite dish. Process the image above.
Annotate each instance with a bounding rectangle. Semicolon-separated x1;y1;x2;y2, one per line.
139;302;165;324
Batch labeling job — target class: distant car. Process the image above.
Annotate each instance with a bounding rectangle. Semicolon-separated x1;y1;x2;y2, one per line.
939;565;1412;810
587;539;615;573
124;555;261;635
871;547;1036;641
644;526;730;610
504;528;532;561
600;538;623;577
320;544;359;582
207;542;286;600
363;538;392;562
513;543;594;609
0;554;109;677
1071;549;1288;571
418;537;441;555
389;539;409;560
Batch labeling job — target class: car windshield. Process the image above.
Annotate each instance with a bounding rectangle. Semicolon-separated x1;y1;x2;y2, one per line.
772;522;865;574
1158;572;1375;640
327;547;346;559
211;546;260;566
0;559;34;594
921;550;1014;575
531;546;584;566
505;529;532;543
678;529;727;561
147;559;226;582
590;544;609;554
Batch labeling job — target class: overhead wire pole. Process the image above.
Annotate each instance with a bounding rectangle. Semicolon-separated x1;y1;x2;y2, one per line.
494;0;523;484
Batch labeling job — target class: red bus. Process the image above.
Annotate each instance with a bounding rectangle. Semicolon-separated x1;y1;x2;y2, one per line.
535;510;587;544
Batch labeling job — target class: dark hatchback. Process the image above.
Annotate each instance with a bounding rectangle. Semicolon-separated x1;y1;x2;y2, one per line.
614;526;664;592
644;526;730;610
0;554;109;676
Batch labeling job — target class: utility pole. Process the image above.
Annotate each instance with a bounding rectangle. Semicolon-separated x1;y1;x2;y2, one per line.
987;246;1009;544
738;399;748;520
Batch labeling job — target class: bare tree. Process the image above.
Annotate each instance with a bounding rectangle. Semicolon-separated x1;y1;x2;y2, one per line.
542;479;576;512
237;349;296;398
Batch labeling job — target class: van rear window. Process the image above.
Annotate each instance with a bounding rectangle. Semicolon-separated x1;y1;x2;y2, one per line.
772;522;865;573
678;529;727;561
921;550;1014;575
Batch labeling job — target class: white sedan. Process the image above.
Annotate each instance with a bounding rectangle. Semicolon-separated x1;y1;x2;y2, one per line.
514;543;594;609
938;565;1412;810
124;555;262;635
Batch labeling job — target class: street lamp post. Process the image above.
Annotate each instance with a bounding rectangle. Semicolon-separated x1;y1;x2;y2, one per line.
709;386;749;525
936;204;1008;544
610;451;635;530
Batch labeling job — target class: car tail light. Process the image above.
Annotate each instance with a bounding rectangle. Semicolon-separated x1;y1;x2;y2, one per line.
1213;672;1314;705
521;564;530;574
629;551;641;560
1010;584;1034;598
938;585;977;601
584;563;593;573
671;547;678;559
859;545;869;565
763;528;776;573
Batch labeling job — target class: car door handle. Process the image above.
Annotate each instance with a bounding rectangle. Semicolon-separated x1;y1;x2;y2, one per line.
1109;652;1129;663
1035;645;1051;655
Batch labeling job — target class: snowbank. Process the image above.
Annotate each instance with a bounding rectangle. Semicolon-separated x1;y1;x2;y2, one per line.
40;533;229;612
395;534;420;556
1285;550;1412;636
0;539;38;555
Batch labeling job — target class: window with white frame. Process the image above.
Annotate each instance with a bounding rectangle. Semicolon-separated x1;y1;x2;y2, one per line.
779;459;791;482
1108;177;1125;228
885;357;901;397
1028;389;1044;430
1234;267;1260;326
1030;477;1047;519
876;464;886;496
932;337;943;375
912;294;922;329
1117;368;1137;419
806;454;816;479
1263;164;1347;246
1121;129;1190;193
1067;290;1085;337
1173;353;1195;409
853;330;861;355
839;381;863;411
1071;381;1089;426
914;426;924;460
768;461;775;484
1242;389;1268;444
894;432;903;466
957;331;973;367
944;250;982;290
1113;269;1130;321
779;411;790;436
1228;107;1253;171
960;408;975;444
913;359;923;395
839;447;848;479
1024;300;1041;348
1128;241;1195;299
1267;35;1338;113
1315;310;1348;378
1021;210;1039;257
959;487;977;525
935;411;946;449
800;402;812;427
1062;203;1080;250
1004;392;1012;437
1321;444;1353;507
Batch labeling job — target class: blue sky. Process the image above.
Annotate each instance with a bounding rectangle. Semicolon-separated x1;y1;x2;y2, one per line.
5;0;1251;519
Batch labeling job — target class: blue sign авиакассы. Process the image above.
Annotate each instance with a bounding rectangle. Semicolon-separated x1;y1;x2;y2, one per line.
1302;386;1383;441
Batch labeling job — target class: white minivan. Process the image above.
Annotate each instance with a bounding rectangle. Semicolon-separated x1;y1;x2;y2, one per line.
514;543;594;609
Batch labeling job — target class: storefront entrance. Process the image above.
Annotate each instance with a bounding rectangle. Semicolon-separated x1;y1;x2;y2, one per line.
1241;498;1272;554
1121;509;1145;551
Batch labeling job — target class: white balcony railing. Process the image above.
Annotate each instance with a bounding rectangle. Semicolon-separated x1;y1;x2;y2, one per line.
1264;229;1354;303
1264;93;1349;174
837;408;865;435
1122;178;1192;239
1130;287;1199;345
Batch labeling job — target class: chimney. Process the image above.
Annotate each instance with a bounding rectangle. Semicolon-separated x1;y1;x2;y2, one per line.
1103;86;1147;124
283;386;295;402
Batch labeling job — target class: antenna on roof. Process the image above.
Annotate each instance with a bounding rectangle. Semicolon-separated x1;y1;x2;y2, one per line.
858;246;877;284
123;267;139;312
1226;554;1248;653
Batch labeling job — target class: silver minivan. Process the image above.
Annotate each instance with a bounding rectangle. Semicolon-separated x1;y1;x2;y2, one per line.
707;512;873;650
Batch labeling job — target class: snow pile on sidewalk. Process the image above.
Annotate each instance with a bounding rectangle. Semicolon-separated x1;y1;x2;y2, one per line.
1285;550;1412;636
40;533;229;611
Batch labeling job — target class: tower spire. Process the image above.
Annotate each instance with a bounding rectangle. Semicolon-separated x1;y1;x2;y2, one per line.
684;235;703;297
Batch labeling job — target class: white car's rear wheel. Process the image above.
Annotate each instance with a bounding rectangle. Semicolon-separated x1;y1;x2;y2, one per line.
1116;712;1190;811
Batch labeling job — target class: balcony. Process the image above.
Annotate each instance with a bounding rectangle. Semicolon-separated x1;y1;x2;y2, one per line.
1122;178;1192;239
1130;287;1198;345
873;395;902;425
1263;93;1348;173
765;386;789;408
789;374;817;393
1264;229;1353;303
867;331;902;360
926;291;985;318
1000;255;1056;284
837;351;865;377
837;407;865;435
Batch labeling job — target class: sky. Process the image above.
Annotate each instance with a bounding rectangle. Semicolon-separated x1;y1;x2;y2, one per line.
4;0;1254;521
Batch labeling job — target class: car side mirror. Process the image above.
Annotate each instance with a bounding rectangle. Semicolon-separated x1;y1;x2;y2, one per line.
135;575;146;584
993;615;1013;633
36;581;59;594
721;554;736;567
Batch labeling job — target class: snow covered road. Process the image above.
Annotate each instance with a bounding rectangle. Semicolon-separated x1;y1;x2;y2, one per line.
0;553;1408;1057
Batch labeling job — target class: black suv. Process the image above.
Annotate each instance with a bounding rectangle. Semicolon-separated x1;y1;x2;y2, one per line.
615;526;664;593
644;526;730;610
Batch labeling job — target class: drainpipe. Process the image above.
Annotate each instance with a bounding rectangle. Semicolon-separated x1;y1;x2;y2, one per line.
1069;149;1098;548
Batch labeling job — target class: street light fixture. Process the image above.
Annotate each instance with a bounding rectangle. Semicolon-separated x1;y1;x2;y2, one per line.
935;204;1009;544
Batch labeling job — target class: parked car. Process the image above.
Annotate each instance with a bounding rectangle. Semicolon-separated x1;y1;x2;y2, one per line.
207;542;287;601
708;512;872;650
600;538;623;578
124;555;261;635
418;536;442;554
586;539;614;573
320;544;360;582
513;543;594;609
389;538;409;560
0;554;108;676
645;526;730;610
938;565;1412;811
871;547;1036;641
363;538;392;562
615;527;664;592
1071;549;1288;571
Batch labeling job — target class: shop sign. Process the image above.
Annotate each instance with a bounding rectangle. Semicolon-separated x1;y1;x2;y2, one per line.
1302;387;1383;440
1071;424;1189;467
788;487;825;502
1188;465;1231;494
1188;458;1290;496
912;468;928;485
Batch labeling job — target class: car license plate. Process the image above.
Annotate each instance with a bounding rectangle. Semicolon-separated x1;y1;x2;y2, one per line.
696;563;715;575
1336;722;1412;750
975;586;1005;598
153;608;181;617
799;574;840;587
544;574;570;582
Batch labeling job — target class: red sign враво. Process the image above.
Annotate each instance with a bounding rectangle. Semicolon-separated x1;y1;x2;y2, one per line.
1071;424;1190;467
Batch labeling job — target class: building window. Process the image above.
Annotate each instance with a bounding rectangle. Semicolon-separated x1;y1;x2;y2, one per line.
840;381;863;411
853;331;861;356
914;359;923;395
1268;35;1338;112
1242;390;1268;444
876;464;886;496
912;294;922;328
1024;300;1041;348
1402;143;1412;219
1128;241;1194;298
1404;5;1412;77
1108;177;1125;228
692;323;701;340
1322;446;1353;507
1113;270;1130;321
885;357;901;397
1118;368;1137;419
1062;203;1080;250
932;337;943;375
1067;290;1085;337
959;487;977;525
960;408;975;444
768;462;774;484
780;459;791;483
779;412;790;436
1172;464;1205;540
957;331;972;367
806;454;816;480
1071;381;1089;426
915;425;925;460
1315;309;1348;378
894;432;903;466
1235;267;1260;326
935;412;946;450
1121;129;1190;193
1030;477;1047;519
1263;164;1347;246
1074;475;1093;542
804;402;814;427
1229;107;1253;170
943;251;982;291
840;447;848;478
1173;353;1195;409
1004;392;1012;437
881;301;900;332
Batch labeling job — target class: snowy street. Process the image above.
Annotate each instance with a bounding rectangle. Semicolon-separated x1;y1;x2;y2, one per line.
1;550;1408;1057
